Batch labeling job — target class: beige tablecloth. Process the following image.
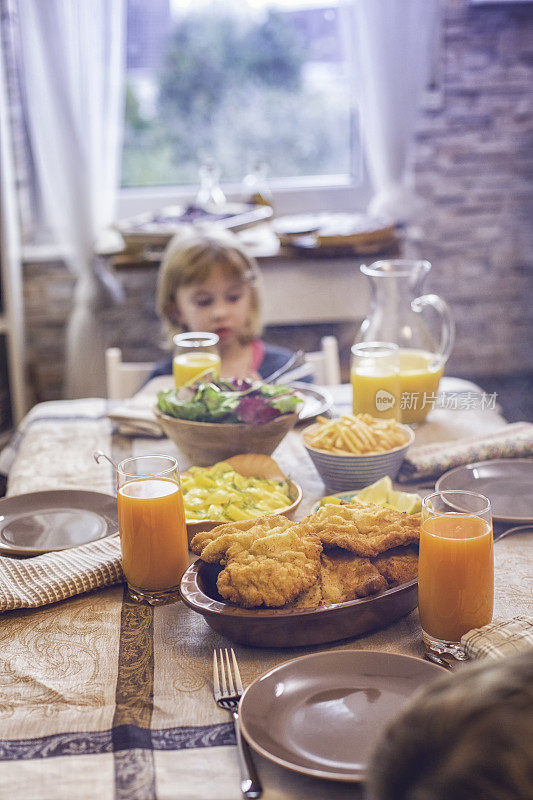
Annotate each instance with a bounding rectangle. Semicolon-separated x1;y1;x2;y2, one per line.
0;390;530;800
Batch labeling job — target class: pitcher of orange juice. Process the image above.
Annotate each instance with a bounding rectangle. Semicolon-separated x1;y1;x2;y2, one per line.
356;259;455;423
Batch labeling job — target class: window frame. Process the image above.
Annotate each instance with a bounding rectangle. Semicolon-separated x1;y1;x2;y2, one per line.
119;0;369;219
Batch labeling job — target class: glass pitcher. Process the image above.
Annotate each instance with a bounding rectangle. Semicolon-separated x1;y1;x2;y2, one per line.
356;259;455;424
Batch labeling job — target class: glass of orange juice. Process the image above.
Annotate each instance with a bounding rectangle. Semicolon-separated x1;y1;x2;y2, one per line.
419;490;493;660
173;331;221;388
351;342;400;420
117;455;189;605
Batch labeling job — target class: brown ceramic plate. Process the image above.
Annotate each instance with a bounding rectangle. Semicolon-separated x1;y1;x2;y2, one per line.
290;382;333;421
184;454;302;540
180;561;418;648
436;459;533;523
0;490;118;556
239;650;441;782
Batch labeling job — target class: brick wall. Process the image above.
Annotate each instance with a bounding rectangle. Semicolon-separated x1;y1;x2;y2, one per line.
407;0;533;378
20;0;533;400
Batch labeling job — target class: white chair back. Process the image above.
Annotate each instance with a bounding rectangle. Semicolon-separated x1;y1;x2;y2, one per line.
106;334;341;399
105;347;155;399
279;335;341;385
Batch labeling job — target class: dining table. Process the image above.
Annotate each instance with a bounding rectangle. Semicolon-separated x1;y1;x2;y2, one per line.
0;377;531;800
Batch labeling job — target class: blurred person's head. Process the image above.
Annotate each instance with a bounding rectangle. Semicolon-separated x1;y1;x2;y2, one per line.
366;652;533;800
156;226;263;349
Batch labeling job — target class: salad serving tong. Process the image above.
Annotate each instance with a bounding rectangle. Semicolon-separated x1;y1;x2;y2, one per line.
264;350;306;384
213;648;262;799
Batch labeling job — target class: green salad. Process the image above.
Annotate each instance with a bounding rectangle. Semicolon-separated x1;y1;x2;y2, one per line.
157;379;303;424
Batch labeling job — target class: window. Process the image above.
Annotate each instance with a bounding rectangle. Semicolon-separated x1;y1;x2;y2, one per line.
121;0;361;210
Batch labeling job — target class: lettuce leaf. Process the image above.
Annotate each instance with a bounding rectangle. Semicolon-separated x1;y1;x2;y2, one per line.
157;379;303;424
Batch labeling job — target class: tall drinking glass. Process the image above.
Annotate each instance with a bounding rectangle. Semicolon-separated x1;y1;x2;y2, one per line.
351;342;400;420
117;455;189;605
173;331;220;388
418;490;494;660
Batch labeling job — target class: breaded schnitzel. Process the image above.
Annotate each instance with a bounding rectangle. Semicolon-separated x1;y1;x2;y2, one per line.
371;545;419;586
289;579;323;610
294;502;420;557
190;515;292;556
193;503;419;609
215;528;322;607
287;550;388;609
198;520;295;566
320;549;387;604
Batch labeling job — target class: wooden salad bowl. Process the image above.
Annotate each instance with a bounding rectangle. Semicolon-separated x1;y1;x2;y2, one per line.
154;407;299;467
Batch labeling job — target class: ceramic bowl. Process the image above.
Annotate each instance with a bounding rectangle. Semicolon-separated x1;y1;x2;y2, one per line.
180;560;418;648
153;408;299;467
302;422;415;491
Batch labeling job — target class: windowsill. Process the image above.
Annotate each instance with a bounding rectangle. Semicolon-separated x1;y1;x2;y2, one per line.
21;172;374;265
117;175;372;220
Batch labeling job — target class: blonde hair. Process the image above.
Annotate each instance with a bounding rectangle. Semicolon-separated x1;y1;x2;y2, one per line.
156;226;263;346
367;652;533;800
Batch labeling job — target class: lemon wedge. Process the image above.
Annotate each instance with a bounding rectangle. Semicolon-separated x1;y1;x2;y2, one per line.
387;489;422;514
355;476;393;505
319;476;422;514
319;495;342;506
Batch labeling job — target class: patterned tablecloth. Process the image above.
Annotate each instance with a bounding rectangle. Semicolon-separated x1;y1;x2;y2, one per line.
0;384;531;800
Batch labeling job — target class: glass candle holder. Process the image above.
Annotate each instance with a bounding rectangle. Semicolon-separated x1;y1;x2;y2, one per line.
172;331;221;388
351;342;400;420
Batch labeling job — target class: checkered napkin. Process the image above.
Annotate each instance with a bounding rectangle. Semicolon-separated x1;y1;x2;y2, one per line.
0;535;124;613
397;422;533;483
461;616;533;660
106;405;164;437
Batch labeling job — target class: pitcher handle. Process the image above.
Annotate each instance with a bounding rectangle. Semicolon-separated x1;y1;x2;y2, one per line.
411;294;455;369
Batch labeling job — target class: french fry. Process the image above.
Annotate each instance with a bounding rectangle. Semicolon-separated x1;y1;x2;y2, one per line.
303;413;408;456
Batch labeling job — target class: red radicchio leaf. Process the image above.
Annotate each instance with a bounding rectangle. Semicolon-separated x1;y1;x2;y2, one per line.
237;396;280;424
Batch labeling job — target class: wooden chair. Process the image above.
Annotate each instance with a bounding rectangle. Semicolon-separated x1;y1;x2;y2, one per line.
105;335;341;399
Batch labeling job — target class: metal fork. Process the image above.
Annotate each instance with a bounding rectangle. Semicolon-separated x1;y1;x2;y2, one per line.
213;648;262;799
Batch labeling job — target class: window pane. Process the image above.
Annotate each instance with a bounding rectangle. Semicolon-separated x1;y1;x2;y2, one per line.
122;0;355;188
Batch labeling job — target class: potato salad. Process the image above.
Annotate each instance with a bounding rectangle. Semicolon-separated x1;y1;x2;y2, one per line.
181;460;294;521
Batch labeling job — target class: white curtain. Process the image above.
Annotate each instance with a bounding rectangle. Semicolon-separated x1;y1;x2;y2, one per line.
343;0;440;223
16;0;126;398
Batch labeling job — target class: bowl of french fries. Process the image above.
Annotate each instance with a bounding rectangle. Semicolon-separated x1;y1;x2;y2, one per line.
302;413;414;491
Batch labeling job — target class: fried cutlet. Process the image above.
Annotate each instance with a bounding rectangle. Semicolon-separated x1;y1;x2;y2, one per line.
371;545;419;587
288;549;388;610
190;515;292;556
294;502;420;557
319;548;388;604
215;528;322;608
289;579;323;610
198;521;296;567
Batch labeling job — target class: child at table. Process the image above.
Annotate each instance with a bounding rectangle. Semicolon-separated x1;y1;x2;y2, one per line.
150;227;293;382
366;651;533;800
